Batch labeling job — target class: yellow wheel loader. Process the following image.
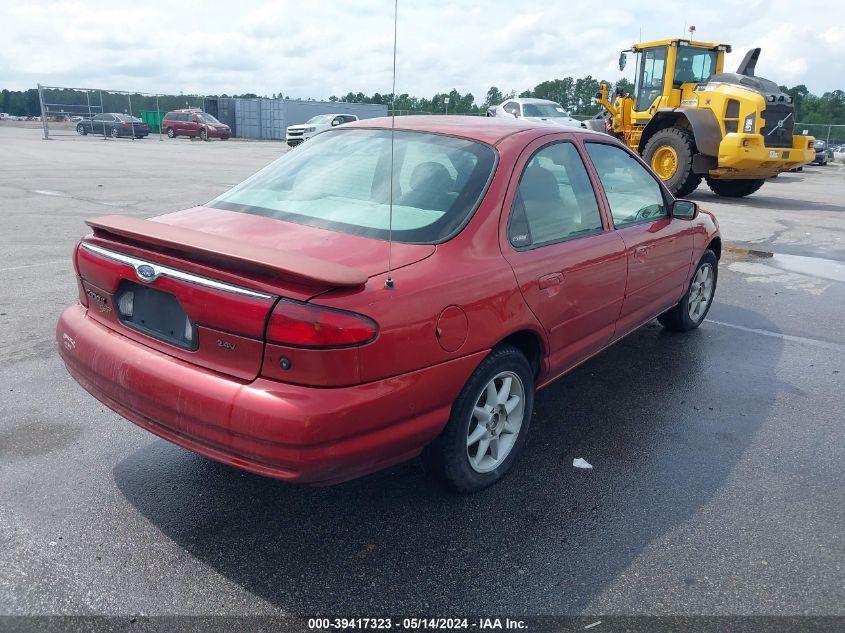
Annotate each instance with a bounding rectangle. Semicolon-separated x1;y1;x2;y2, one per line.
592;38;816;197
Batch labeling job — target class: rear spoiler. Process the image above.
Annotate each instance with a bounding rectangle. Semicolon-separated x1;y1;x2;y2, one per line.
85;215;368;288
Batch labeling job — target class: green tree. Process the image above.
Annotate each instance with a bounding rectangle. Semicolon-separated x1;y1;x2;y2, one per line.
483;86;504;108
614;78;635;98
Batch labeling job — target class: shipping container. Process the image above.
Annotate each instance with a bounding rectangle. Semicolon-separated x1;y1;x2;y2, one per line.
202;97;387;140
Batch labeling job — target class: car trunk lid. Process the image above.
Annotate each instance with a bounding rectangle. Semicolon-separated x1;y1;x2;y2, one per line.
75;210;434;381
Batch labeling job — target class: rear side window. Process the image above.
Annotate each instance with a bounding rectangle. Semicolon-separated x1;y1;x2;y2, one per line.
584;142;668;227
507;142;603;249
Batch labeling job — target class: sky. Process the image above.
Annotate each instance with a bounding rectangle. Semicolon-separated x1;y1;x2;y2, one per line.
1;0;842;101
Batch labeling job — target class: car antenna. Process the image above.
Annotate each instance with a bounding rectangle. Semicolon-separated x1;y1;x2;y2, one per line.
385;0;398;290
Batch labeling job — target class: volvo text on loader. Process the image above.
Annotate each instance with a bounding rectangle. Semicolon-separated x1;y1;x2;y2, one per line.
592;38;816;197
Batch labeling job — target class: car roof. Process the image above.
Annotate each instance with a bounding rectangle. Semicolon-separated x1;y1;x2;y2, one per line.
343;115;603;146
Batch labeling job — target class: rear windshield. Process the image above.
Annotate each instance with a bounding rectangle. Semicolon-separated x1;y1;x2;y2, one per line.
209;129;497;244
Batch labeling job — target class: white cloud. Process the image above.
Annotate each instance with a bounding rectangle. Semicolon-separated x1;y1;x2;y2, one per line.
0;0;841;101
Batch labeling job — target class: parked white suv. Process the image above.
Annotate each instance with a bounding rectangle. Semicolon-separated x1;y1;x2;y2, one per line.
286;114;359;147
486;98;584;128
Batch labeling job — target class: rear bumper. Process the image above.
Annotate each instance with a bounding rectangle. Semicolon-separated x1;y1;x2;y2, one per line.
57;304;484;485
710;134;816;178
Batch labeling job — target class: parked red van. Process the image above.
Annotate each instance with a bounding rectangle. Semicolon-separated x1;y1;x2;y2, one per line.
162;109;231;141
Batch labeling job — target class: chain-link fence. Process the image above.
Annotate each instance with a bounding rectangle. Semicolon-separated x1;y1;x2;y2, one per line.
37;84;206;140
795;122;845;146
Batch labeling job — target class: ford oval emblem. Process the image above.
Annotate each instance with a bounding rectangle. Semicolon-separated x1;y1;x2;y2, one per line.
135;264;157;283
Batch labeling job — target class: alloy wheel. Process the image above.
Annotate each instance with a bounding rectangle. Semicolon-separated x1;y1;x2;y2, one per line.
466;371;525;473
688;263;714;322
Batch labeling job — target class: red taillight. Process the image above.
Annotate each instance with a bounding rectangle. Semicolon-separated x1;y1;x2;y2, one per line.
808;140;814;149
742;139;750;148
73;242;87;307
122;122;131;128
265;299;377;348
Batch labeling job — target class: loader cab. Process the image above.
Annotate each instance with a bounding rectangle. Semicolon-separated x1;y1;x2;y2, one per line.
630;39;728;115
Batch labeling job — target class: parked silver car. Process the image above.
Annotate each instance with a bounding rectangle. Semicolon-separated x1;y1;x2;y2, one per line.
486;98;585;128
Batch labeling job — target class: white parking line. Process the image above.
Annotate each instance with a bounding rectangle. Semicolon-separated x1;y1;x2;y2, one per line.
706;319;845;353
0;260;68;273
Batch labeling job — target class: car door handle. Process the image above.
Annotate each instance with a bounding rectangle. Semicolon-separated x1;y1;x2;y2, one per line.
634;245;652;262
538;273;563;289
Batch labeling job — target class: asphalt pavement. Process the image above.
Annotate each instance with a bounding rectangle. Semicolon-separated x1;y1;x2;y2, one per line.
0;125;842;626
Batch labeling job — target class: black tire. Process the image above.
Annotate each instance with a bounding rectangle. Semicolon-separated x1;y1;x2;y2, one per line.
704;177;765;198
422;344;534;493
76;123;87;136
658;250;718;332
166;127;175;138
110;127;120;139
641;127;702;197
200;127;208;141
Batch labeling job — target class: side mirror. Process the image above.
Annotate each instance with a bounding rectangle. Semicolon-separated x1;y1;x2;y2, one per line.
331;119;340;126
672;199;698;219
619;52;627;71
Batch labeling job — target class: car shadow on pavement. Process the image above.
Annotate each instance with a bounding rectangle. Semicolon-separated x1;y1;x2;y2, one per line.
113;307;784;615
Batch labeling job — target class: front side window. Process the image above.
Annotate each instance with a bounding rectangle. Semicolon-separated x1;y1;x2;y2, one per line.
210;129;496;244
673;48;718;86
507;142;603;249
636;47;668;110
584;142;667;227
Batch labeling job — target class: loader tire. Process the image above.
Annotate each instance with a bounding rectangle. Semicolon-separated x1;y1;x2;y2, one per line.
642;128;702;197
705;177;766;198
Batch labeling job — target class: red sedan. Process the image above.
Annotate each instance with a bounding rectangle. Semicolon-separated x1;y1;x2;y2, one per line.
56;116;720;492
